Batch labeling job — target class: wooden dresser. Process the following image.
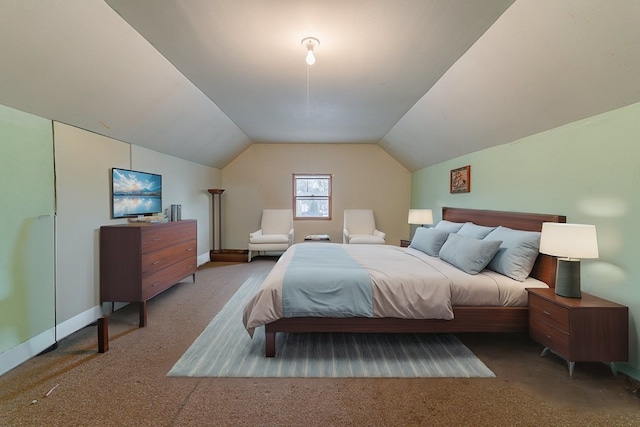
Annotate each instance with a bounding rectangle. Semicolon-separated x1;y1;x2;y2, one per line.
100;220;197;328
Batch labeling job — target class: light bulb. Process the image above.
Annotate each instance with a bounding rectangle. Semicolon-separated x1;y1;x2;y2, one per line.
301;37;319;65
305;49;316;65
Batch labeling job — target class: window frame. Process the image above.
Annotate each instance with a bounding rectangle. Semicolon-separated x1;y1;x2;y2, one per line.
292;173;332;220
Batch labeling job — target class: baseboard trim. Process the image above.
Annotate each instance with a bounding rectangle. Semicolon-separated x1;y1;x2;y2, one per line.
0;328;56;377
197;252;210;267
56;305;103;341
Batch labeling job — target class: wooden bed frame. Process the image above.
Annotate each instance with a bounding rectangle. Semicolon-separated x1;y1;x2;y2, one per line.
263;207;566;357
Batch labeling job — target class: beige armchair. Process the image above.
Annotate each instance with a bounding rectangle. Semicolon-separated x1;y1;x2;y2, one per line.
343;209;385;244
248;209;294;262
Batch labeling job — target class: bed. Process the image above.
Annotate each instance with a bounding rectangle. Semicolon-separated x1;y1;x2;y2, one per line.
243;207;566;357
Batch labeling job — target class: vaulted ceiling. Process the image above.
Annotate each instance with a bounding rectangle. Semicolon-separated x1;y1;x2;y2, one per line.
1;1;639;171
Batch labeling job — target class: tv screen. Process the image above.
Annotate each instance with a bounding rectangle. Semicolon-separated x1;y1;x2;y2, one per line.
111;168;162;218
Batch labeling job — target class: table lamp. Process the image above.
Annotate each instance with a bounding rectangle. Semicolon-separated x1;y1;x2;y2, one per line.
408;209;433;227
408;209;433;240
539;223;599;298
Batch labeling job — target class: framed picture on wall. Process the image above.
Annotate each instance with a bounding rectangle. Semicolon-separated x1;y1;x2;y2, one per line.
450;165;471;193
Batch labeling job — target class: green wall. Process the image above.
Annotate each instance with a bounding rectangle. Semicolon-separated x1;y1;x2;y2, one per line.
0;105;55;358
411;102;640;379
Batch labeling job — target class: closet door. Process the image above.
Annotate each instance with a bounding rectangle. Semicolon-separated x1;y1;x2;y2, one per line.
0;104;55;375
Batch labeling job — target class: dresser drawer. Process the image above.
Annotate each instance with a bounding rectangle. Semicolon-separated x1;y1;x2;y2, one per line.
529;295;570;332
530;319;570;357
141;256;196;300
141;221;196;254
141;239;196;276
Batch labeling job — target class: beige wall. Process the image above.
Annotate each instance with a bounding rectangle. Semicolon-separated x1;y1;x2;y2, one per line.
54;122;220;336
54;122;131;326
221;144;411;249
132;145;220;256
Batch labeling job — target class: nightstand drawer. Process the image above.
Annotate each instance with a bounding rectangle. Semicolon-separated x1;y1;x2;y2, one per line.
529;295;570;332
530;320;570;357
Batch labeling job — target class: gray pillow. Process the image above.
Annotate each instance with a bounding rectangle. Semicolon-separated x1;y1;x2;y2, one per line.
484;226;541;281
434;220;464;233
457;222;496;239
439;233;502;275
409;227;450;256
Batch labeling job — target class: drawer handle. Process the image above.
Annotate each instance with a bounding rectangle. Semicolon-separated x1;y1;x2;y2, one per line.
187;265;194;269
151;282;160;287
152;238;162;241
542;310;551;316
187;248;193;251
546;335;552;339
152;261;161;265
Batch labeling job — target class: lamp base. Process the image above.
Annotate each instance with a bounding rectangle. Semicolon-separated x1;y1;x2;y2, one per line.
555;259;581;298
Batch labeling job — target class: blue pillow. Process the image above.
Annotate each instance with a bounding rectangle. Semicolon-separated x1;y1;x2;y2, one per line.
409;227;450;257
456;222;496;239
484;226;541;281
434;220;464;233
439;233;502;275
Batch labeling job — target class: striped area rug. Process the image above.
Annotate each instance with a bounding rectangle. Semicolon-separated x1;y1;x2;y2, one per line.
168;275;495;378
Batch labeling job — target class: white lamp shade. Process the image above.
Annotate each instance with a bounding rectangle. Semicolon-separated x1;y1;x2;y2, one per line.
408;209;433;225
539;223;599;259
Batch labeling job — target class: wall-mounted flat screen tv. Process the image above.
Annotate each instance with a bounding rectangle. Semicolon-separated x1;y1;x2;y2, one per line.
111;168;163;218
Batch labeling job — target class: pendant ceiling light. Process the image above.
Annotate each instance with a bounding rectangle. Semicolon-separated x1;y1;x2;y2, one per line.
301;37;320;65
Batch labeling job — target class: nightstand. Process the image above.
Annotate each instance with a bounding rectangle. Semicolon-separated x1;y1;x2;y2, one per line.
527;288;628;378
400;239;411;248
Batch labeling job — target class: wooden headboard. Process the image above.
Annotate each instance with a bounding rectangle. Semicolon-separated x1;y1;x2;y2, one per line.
442;207;566;287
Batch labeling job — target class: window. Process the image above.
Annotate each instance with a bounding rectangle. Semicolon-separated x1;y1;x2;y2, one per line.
293;174;332;220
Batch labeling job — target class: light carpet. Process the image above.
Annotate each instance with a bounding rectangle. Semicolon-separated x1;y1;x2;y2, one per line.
168;275;495;378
